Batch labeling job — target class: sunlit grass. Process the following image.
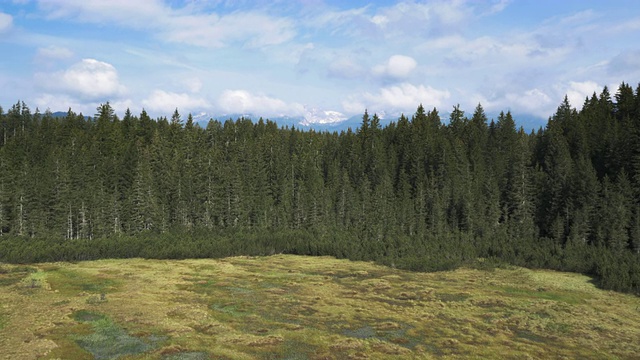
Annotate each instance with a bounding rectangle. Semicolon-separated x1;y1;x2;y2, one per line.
0;255;639;359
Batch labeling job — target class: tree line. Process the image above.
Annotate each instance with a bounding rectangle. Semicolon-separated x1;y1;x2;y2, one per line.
0;82;639;293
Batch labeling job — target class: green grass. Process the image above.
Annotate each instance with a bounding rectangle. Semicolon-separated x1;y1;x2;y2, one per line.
162;352;210;360
0;273;23;286
499;285;588;304
75;317;158;359
46;268;121;296
72;310;107;323
0;265;38;287
0;256;638;359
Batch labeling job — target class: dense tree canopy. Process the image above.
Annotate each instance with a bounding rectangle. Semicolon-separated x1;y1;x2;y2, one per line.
1;83;639;293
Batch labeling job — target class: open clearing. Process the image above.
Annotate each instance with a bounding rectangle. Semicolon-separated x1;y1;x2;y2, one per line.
0;255;639;359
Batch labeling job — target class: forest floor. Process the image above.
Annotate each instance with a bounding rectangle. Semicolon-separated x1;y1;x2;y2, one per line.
0;255;639;359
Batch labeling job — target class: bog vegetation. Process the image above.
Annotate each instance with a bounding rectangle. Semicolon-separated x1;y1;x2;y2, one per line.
0;83;640;293
0;256;639;359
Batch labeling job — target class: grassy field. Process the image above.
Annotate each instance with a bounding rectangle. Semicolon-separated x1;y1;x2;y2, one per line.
0;255;639;359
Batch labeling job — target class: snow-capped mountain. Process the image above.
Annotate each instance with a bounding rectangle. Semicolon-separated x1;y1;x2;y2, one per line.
189;106;354;130
300;107;347;126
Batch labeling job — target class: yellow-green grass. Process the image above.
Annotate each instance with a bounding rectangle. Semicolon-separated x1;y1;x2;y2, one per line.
0;255;639;359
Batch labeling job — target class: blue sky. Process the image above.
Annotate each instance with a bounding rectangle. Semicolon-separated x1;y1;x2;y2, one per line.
1;1;639;128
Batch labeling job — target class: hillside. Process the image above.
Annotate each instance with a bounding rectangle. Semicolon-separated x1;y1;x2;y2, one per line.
1;255;638;359
2;84;640;294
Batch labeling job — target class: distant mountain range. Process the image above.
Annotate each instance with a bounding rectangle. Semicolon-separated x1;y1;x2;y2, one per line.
190;112;369;132
50;109;545;132
49;110;367;132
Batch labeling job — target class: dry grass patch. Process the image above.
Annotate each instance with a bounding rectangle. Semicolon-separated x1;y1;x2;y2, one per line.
0;255;639;359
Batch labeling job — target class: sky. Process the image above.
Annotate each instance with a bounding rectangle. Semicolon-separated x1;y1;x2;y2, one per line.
1;0;640;128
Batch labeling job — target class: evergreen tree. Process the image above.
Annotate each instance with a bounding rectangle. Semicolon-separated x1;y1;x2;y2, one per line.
1;83;640;293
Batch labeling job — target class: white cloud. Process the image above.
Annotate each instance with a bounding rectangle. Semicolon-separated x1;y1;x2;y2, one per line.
607;50;640;77
109;99;135;113
183;77;203;93
36;0;295;48
372;55;417;79
165;12;295;48
487;0;511;15
34;93;136;117
35;58;126;100
444;34;571;70
371;14;388;27
344;83;450;115
310;0;510;42
35;93;87;114
0;12;13;32
35;45;74;62
504;88;554;118
610;17;640;33
328;57;365;79
564;81;600;109
370;1;472;38
487;81;599;119
39;0;166;25
430;0;470;26
217;90;304;117
142;90;210;116
307;6;377;38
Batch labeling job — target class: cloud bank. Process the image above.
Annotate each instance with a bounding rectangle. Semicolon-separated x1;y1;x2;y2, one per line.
217;90;304;118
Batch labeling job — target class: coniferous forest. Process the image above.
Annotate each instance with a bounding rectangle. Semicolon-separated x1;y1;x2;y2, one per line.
1;83;639;294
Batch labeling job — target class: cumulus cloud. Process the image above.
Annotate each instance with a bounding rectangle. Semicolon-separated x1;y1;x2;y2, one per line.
344;83;450;115
372;55;417;79
217;90;304;117
142;90;210;116
0;12;13;32
35;58;126;100
36;0;295;48
486;81;599;120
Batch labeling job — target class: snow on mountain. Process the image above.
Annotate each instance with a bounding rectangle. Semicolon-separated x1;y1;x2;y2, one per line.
300;107;347;126
191;112;212;122
189;106;351;129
